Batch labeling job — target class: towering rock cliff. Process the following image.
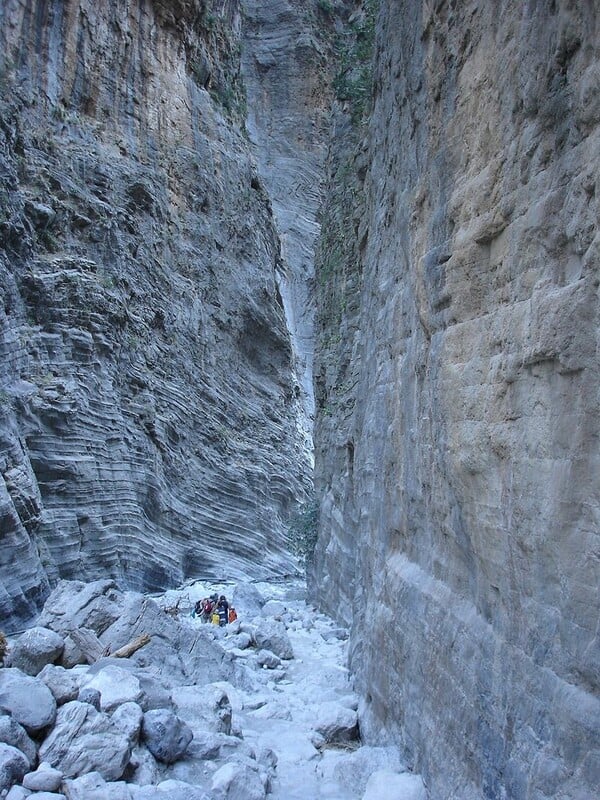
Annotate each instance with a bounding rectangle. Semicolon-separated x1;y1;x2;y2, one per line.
0;0;316;628
313;1;600;798
241;0;336;437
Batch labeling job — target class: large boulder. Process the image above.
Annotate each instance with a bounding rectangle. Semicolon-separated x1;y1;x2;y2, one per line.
252;620;293;660
83;666;144;712
333;746;405;796
314;701;359;744
181;730;251;762
256;649;281;669
231;583;265;618
62;771;134;799
38;701;132;781
77;687;101;710
22;762;63;792
170;684;232;734
5;785;32;800
362;770;427;800
211;761;267;800
0;669;57;733
111;702;143;746
0;715;38;767
85;660;172;712
8;628;65;676
130;779;210;799
98;594;235;686
126;744;160;786
38;665;81;705
0;742;29;794
38;580;123;638
141;709;192;764
261;600;287;618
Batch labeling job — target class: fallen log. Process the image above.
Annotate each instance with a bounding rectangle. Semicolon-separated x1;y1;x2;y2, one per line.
110;633;151;659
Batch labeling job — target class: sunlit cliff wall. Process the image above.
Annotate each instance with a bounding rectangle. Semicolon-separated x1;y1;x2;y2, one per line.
312;1;600;798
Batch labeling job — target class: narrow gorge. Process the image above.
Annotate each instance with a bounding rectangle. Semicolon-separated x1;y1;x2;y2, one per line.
1;2;599;799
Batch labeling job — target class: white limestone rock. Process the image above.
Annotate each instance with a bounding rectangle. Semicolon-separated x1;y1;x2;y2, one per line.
38;701;131;781
232;632;252;650
211;761;267;800
6;785;33;800
130;779;210;800
261;600;287;618
8;628;65;676
61;771;133;799
26;793;66;800
210;681;243;714
256;649;281;669
252;620;293;660
110;702;143;746
0;742;29;794
83;666;144;712
179;730;255;767
0;715;37;768
38;580;122;638
22;762;63;792
77;687;101;710
125;744;160;786
314;701;359;744
0;669;57;733
362;770;427;800
170;684;232;735
231;584;265;618
97;594;237;687
333;745;405;796
38;665;81;705
84;660;171;712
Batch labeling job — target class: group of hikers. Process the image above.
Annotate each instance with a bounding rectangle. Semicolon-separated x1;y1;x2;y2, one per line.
193;593;237;626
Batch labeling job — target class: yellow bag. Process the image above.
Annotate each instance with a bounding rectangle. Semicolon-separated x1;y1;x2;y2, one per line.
211;612;220;625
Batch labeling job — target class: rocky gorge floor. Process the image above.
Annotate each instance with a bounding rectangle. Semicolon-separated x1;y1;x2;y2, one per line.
0;578;427;800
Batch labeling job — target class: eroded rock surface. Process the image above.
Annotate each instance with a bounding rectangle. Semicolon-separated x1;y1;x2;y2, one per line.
312;1;600;799
0;0;314;628
241;0;341;431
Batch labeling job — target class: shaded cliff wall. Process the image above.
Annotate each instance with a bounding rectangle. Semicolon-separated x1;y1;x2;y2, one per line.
241;0;345;447
312;1;600;798
0;0;312;628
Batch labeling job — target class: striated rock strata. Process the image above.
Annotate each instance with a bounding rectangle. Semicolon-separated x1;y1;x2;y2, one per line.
312;1;600;799
241;0;344;446
0;0;314;628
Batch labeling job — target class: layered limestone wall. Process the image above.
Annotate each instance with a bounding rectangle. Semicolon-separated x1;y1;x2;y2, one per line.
241;0;343;444
0;0;313;627
312;1;600;798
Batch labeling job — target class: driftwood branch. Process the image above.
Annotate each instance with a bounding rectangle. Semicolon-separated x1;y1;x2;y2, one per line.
67;628;151;663
110;633;151;659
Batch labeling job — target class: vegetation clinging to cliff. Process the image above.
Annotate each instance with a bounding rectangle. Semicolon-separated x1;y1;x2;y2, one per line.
287;497;320;566
333;0;378;123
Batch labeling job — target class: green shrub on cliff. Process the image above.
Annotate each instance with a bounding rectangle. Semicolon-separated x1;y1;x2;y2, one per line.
288;497;320;565
333;0;379;123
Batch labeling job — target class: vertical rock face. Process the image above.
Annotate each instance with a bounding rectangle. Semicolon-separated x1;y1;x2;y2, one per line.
313;2;600;799
241;0;341;441
0;0;312;628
